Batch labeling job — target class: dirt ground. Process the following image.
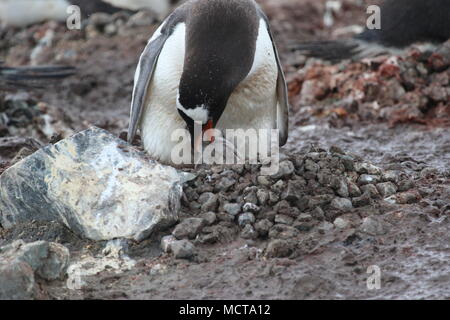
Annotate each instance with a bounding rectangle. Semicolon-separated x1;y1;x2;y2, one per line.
0;0;449;300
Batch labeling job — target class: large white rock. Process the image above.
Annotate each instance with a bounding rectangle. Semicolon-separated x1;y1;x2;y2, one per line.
0;127;183;241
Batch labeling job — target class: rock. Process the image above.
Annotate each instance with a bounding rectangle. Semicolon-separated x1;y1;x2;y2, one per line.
271;180;285;194
271;160;295;179
161;235;177;253
88;13;112;27
200;212;217;226
334;217;349;229
318;221;334;234
171;240;195;259
360;217;388;236
238;212;256;227
0;128;183;242
223;203;241;216
268;224;299;239
126;10;157;28
420;167;438;179
172;218;205;240
200;193;219;212
310;207;325;221
257;175;271;186
241;225;258;240
265;239;293;258
360;184;381;199
376;182;398;198
275;214;294;225
348;181;362;197
304;159;320;173
282;180;304;202
382;170;401;183
352;192;372;207
354;162;382;175
398;179;415;192
331;176;349;198
243;203;260;213
298;213;313;223
0;240;70;299
0;260;36;300
243;189;258;204
358;174;380;185
330;197;353;211
215;177;236;192
256;189;269;206
255;219;273;237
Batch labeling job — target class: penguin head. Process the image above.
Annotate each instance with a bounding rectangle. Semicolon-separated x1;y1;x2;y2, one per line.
176;87;228;151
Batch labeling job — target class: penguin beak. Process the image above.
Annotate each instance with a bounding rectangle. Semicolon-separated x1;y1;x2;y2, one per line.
194;119;215;153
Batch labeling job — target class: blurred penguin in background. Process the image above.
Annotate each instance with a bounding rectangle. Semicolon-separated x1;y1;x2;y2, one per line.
0;0;178;28
293;0;450;62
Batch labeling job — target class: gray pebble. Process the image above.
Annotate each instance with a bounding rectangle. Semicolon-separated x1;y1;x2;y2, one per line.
238;212;256;227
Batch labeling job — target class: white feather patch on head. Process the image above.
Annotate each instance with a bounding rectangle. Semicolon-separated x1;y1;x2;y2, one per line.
176;93;209;124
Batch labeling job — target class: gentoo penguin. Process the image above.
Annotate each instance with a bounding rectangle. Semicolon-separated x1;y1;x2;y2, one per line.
102;0;175;18
0;63;75;90
293;0;450;62
0;0;71;28
128;0;289;165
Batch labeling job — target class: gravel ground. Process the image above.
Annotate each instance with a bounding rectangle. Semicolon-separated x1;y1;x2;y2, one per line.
0;0;449;300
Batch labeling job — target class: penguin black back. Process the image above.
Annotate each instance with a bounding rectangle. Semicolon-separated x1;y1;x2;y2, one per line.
357;0;450;47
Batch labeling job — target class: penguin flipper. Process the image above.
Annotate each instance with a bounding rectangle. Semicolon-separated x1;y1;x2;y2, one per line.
256;6;290;147
128;7;187;144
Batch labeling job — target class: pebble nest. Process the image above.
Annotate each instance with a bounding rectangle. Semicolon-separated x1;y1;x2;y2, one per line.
168;145;422;259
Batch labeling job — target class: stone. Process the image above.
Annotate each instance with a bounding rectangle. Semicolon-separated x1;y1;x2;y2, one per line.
330;197;353;211
334;217;349;229
376;182;398;198
352;192;372;207
271;160;295;179
243;203;260;213
398;179;415;192
223;203;241;216
215;177;236;192
382;170;401;183
200;212;217;226
241;225;258;240
348;181;362;197
310;207;325;221
0;127;183;242
271;180;285;194
265;240;293;258
360;184;381;199
0;240;70;299
0;261;36;300
257;175;271;186
268;224;299;239
304;159;320;173
172;218;205;240
358;174;380;185
171;240;195;259
255;219;273;237
238;213;256;227
256;189;269;206
275;214;294;225
331;176;349;198
200;193;219;212
282;180;304;202
360;217;388;236
298;213;313;223
318;221;334;234
161;235;177;253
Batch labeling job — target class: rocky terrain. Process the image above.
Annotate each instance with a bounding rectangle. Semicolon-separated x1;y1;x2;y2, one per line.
0;0;449;300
